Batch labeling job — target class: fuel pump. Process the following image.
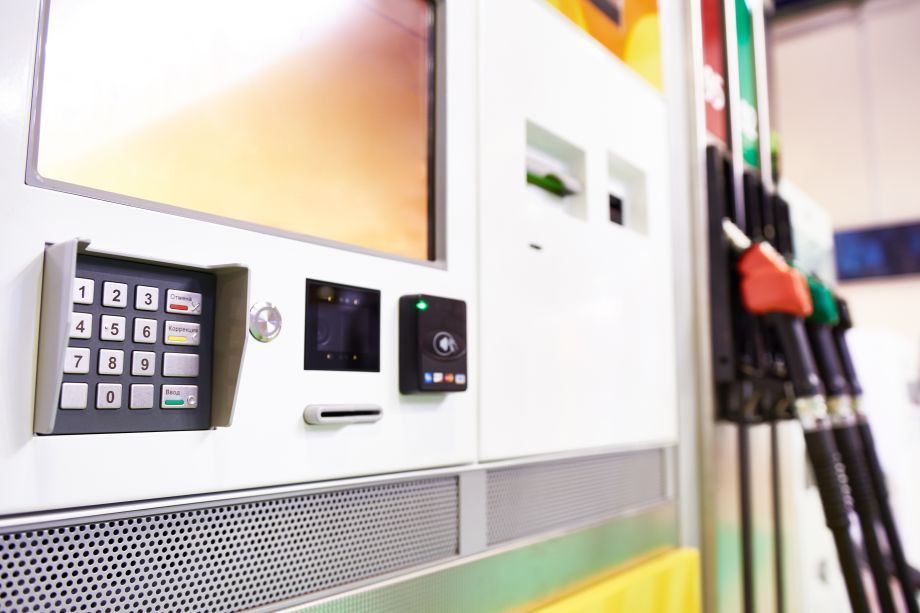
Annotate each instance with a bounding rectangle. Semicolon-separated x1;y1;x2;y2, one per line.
724;219;871;613
706;146;793;613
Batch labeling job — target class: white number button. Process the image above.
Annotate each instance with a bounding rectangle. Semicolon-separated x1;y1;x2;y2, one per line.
132;351;156;376
96;383;122;409
102;282;128;308
60;382;88;409
64;347;90;374
100;315;126;341
98;349;124;375
69;312;92;339
73;278;95;305
134;318;158;344
136;286;159;311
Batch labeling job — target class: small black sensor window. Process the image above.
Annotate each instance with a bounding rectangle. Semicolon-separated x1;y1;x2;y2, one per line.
305;280;380;372
609;193;624;225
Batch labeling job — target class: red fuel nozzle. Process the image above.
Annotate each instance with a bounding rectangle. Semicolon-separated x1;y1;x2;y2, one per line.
737;242;812;318
722;219;822;396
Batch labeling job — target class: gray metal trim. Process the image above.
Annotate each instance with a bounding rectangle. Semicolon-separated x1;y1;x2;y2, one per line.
33;239;79;434
209;265;250;427
24;0;447;270
457;471;487;556
684;0;720;612
432;0;448;264
24;0;49;188
656;0;705;557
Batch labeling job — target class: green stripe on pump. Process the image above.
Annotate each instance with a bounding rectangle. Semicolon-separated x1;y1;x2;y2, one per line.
295;503;677;613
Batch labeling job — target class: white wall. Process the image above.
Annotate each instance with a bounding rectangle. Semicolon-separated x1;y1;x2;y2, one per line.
771;0;920;341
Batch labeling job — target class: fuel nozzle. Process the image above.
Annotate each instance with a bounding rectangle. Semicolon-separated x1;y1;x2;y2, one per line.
806;275;839;326
723;219;823;402
722;218;812;318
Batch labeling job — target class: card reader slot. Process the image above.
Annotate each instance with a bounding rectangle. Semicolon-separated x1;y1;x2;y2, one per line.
302;404;383;426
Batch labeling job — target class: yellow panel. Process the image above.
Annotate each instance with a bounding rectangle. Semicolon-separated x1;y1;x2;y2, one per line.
624;15;662;91
528;549;701;613
544;0;662;91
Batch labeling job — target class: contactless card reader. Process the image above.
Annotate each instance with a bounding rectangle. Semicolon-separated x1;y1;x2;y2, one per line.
399;295;467;393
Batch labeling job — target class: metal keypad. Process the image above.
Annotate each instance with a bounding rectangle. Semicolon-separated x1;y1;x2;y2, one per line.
55;255;215;434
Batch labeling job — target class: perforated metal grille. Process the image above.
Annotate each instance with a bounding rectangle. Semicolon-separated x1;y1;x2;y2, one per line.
486;448;668;545
0;477;458;613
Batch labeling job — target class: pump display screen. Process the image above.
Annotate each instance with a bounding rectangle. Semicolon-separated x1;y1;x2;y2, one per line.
31;0;435;261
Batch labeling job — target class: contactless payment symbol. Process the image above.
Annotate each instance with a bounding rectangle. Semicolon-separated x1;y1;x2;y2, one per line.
432;331;459;357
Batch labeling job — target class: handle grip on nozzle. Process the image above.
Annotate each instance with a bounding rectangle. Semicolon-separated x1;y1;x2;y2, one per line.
833;297;864;397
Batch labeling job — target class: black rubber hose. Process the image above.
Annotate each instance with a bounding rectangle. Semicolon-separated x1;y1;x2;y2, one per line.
834;424;897;613
858;421;920;613
765;314;823;398
833;328;863;397
803;427;870;613
807;324;850;398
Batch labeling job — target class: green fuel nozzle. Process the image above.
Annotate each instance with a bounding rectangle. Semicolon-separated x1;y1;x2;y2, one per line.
806;275;839;326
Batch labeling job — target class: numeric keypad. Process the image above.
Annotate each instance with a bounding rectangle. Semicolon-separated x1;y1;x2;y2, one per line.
54;255;214;434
